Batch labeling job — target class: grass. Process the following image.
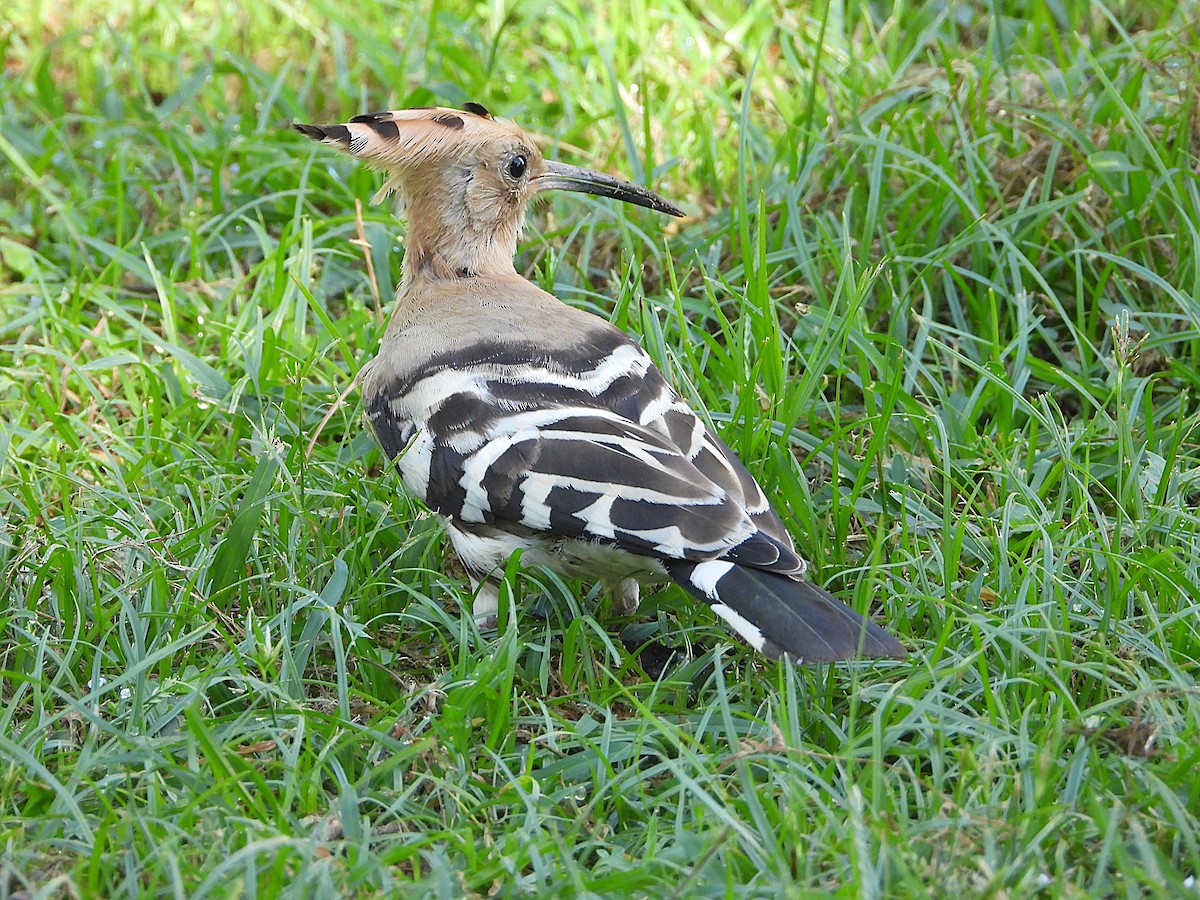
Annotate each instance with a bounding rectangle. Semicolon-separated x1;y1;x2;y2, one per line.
2;0;1199;895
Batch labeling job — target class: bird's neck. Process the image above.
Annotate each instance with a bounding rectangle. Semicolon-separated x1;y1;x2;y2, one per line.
398;187;523;293
398;237;518;293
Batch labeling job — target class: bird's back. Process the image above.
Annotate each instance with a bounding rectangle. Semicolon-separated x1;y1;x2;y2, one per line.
362;274;800;563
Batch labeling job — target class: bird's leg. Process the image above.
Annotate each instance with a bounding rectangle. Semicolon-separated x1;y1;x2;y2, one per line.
470;573;502;628
612;577;641;616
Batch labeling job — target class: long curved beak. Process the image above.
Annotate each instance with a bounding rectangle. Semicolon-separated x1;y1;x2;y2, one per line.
535;160;684;217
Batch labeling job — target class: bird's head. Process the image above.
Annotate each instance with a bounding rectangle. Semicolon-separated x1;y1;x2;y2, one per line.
294;103;682;282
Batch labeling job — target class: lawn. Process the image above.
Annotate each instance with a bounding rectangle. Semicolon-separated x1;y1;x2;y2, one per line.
2;0;1199;895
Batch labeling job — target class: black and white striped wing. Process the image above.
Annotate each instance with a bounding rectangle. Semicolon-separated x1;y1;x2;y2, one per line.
364;336;803;572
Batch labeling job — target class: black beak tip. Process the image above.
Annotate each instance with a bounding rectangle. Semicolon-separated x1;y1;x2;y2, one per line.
633;193;685;218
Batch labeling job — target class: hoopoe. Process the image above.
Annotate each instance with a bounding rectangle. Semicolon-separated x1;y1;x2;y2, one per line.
294;103;905;663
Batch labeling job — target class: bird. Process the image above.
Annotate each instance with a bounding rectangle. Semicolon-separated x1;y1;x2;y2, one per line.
294;102;905;663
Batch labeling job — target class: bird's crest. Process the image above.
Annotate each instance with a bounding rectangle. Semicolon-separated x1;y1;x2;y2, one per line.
294;103;524;179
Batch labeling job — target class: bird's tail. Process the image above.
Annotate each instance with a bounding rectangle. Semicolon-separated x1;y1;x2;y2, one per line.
665;560;906;663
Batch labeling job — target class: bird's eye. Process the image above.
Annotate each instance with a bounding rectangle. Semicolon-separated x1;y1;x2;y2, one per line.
507;154;528;180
